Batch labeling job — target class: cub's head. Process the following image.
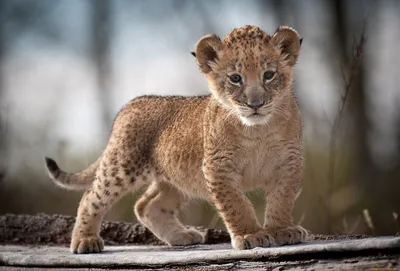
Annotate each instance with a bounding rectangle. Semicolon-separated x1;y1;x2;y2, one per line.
194;25;302;126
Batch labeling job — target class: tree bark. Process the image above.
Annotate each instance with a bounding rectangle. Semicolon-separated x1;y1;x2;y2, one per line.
0;213;369;246
0;213;231;246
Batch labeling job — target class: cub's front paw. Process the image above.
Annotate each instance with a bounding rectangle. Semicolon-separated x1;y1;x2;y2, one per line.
70;235;104;254
269;225;308;245
231;230;276;250
166;228;205;246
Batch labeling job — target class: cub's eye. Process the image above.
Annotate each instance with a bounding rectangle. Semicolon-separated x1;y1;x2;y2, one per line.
229;74;242;84
263;71;275;81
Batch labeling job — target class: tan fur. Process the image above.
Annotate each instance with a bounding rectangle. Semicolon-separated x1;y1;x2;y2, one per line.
45;25;308;253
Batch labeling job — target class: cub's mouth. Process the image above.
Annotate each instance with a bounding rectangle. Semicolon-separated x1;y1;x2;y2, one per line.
236;110;272;126
237;110;266;119
247;113;265;120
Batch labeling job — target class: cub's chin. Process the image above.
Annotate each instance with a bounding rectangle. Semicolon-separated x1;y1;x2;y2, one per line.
238;113;271;127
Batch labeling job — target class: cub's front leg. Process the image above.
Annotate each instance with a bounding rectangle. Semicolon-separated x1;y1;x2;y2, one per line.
203;154;275;250
264;148;308;245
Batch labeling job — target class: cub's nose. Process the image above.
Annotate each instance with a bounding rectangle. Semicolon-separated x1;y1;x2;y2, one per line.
246;101;265;110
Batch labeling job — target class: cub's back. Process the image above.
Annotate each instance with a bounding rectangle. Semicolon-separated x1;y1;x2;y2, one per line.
109;95;211;166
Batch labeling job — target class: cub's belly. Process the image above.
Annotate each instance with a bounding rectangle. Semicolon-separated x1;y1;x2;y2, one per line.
168;165;210;199
156;144;278;198
156;147;210;198
161;159;271;199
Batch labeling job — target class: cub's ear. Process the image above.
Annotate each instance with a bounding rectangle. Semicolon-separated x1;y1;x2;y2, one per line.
195;34;224;74
272;26;302;66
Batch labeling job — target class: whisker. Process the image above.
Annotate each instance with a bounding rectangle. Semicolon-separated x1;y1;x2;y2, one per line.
224;108;237;122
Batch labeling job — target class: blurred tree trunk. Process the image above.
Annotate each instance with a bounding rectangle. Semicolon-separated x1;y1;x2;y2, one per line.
397;3;400;165
270;0;299;28
393;2;400;210
259;0;286;26
330;0;381;233
271;0;285;25
91;0;113;133
0;0;4;101
327;0;348;234
192;1;218;34
0;0;6;182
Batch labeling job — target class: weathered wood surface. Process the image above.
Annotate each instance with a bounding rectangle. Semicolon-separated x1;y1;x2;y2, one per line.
1;238;400;270
0;214;399;270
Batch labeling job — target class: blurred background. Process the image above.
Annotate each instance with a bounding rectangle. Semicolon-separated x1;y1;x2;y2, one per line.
0;0;399;236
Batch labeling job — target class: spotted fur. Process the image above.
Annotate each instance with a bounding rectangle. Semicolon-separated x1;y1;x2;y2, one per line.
45;25;308;253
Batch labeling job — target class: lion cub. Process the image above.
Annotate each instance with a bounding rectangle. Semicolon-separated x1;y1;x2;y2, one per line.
45;25;307;253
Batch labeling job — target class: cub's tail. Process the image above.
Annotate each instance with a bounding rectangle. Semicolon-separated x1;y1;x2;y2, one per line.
44;156;100;190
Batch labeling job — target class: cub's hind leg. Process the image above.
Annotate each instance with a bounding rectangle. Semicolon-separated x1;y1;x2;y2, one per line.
71;158;140;254
135;181;205;246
